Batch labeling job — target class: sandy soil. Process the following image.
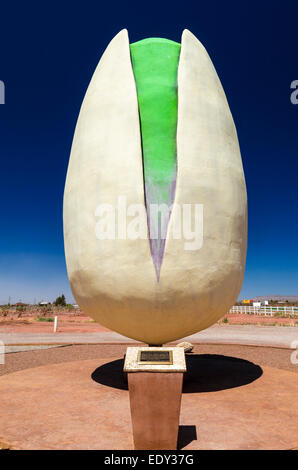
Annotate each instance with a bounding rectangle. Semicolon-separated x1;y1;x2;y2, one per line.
0;313;110;333
1;308;297;334
219;313;298;326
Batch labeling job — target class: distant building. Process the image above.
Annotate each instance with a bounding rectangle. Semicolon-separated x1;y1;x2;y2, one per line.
39;301;50;306
242;299;251;304
253;302;261;308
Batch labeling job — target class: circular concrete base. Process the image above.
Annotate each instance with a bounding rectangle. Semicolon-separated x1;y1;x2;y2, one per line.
0;354;297;450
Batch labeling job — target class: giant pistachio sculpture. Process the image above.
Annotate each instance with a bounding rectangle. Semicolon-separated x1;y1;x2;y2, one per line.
63;29;247;345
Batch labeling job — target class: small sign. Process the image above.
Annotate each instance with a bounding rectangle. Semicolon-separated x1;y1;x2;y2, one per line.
138;350;173;365
124;347;186;372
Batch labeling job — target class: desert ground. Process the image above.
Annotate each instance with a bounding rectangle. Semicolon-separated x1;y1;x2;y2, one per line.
0;305;297;334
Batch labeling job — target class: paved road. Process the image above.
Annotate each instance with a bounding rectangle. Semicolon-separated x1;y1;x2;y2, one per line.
0;324;297;349
4;345;67;354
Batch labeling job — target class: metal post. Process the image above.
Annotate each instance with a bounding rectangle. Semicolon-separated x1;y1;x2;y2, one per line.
54;316;58;333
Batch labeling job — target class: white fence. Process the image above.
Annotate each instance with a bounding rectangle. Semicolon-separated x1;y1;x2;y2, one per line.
229;305;298;317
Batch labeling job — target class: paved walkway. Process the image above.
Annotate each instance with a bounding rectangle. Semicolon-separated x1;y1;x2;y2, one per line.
0;325;297;349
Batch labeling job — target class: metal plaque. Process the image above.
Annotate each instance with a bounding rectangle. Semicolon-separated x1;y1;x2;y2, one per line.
137;350;173;365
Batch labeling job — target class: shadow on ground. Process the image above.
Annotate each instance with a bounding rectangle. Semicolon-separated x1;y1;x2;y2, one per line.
92;357;127;390
183;354;263;392
91;354;263;392
177;425;197;449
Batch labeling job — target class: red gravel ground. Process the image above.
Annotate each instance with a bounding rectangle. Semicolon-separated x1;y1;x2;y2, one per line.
1;343;297;377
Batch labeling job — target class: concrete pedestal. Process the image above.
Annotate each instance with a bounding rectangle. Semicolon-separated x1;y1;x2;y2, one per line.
124;347;186;450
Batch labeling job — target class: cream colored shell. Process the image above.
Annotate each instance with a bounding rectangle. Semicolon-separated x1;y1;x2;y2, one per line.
63;29;247;345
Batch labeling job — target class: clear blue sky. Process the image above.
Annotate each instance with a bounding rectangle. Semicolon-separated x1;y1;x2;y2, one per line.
0;0;297;303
